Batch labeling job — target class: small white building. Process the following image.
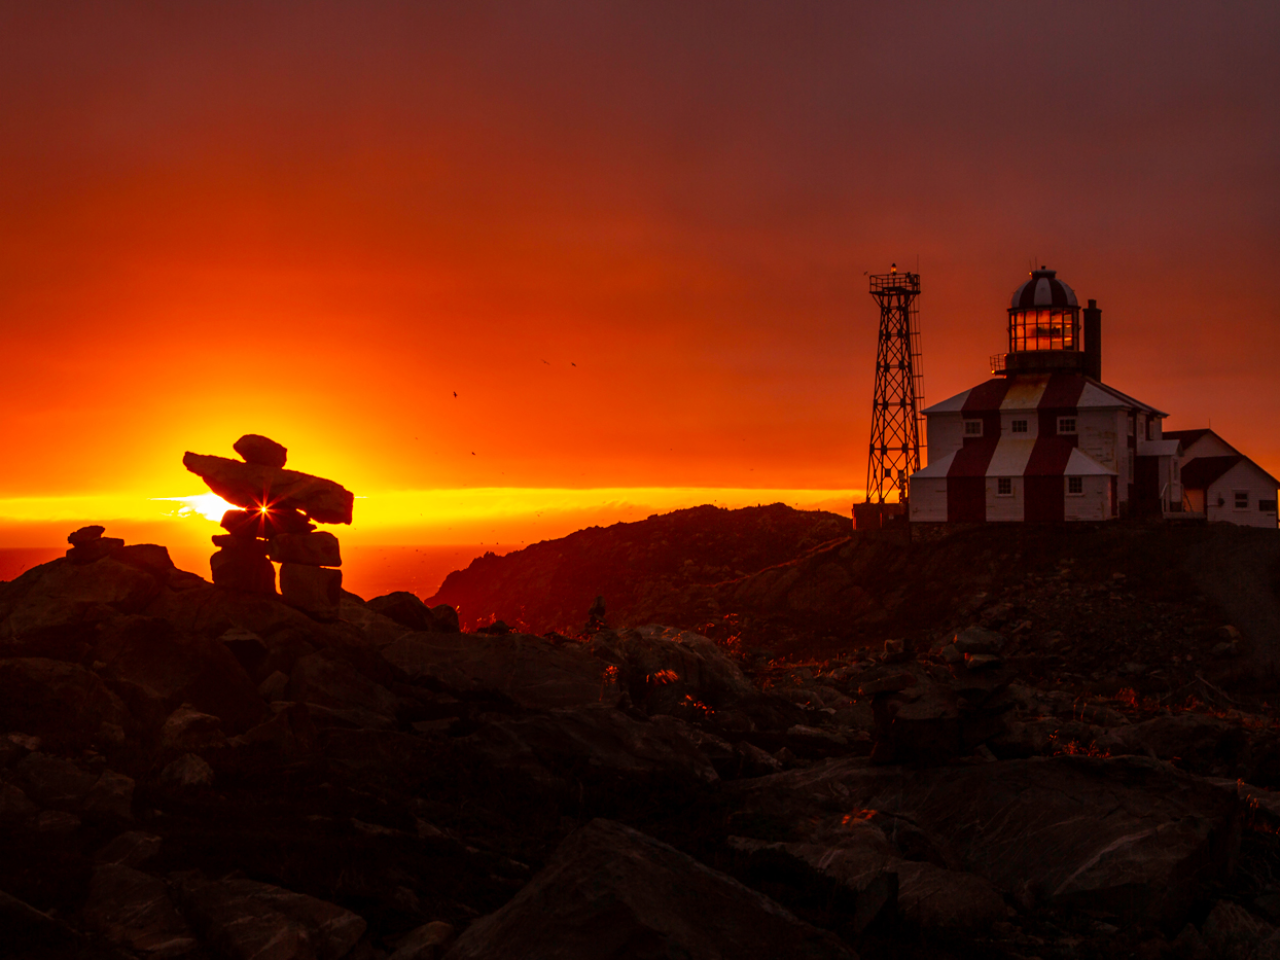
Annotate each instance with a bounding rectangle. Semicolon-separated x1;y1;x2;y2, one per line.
908;268;1276;527
1164;429;1279;528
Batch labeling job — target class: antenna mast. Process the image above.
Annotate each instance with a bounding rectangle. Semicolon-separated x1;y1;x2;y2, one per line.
864;264;925;505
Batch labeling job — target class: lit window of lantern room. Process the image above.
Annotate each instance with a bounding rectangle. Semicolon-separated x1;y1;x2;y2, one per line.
1009;306;1079;353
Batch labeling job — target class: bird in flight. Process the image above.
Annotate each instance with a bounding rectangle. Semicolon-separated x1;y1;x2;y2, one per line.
453;391;457;398
541;359;550;365
471;451;476;456
571;362;576;367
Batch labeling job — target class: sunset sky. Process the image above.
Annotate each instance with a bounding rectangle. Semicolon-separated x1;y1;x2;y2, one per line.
1;2;1277;590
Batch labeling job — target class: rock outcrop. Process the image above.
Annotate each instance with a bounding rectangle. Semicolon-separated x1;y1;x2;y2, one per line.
441;819;857;960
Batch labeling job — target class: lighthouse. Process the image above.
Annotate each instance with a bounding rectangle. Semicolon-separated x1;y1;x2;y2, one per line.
910;267;1169;523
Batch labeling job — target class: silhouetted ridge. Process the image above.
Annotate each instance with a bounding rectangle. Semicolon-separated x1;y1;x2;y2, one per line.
428;503;848;632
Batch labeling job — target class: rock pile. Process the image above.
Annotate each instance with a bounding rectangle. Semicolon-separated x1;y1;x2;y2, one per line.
184;435;354;620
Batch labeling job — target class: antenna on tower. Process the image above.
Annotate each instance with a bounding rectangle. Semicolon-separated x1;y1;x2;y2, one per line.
856;265;924;529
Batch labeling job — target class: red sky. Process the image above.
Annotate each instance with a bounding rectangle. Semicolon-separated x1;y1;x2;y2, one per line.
1;2;1277;569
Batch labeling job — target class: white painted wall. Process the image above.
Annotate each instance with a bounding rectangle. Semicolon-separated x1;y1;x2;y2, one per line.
985;477;1023;522
926;413;965;465
1206;460;1279;529
910;478;949;522
1001;411;1038;439
1076;408;1124;485
1064;475;1111;521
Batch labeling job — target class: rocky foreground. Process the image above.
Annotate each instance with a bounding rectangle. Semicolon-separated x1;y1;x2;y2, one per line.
2;519;1280;959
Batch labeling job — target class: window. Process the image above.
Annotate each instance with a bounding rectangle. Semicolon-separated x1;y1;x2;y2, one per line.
1261;500;1278;513
964;420;983;437
1057;417;1077;435
1011;420;1028;434
1067;477;1084;495
1235;491;1250;511
997;478;1013;497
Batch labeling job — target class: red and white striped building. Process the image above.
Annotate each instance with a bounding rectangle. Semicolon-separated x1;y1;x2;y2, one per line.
908;268;1274;525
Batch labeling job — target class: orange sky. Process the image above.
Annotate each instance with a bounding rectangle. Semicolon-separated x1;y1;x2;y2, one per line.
1;2;1278;564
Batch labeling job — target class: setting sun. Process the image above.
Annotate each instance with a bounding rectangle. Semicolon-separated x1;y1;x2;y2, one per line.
151;493;238;523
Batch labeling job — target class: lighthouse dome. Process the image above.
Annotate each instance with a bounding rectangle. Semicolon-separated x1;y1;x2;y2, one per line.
1011;268;1078;309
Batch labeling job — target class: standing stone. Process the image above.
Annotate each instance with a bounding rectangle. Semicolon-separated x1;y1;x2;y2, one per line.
210;547;277;595
269;532;342;567
280;564;343;621
233;434;288;468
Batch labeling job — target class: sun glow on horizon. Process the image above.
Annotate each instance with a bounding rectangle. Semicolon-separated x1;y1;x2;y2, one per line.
151;493;238;522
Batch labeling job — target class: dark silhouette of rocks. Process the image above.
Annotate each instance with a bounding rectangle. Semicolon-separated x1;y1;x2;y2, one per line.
186;436;351;618
232;433;288;469
3;510;1280;958
430;502;848;632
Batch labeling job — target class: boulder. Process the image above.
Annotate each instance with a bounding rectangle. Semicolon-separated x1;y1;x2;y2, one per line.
11;752;98;809
588;626;757;717
159;705;226;754
0;782;39;817
287;653;399;718
183;451;355;525
95;831;163;868
382;632;619;710
82;864;196;957
729;754;1242;926
82;769;136;819
736;741;783;777
157;754;215;790
210;545;277;595
280;564;343;620
178;875;366;960
67;525;106;546
440;819;857;960
430;605;460;633
727;820;897;935
1095;713;1244;774
95;617;267;734
233;433;288;468
463;704;720;789
1200;899;1279;959
0;658;128;749
951;626;1006;656
368;592;437;632
67;537;126;564
0;557;164;637
894;861;1007;934
389;921;455;960
270;532;342;567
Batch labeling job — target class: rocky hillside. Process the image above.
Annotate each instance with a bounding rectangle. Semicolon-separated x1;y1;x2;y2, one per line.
429;502;848;633
3;521;1280;959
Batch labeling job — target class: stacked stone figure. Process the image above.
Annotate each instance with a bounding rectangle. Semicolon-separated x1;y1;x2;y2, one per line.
183;435;354;620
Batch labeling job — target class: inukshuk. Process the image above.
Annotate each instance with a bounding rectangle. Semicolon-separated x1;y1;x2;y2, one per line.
183;435;354;620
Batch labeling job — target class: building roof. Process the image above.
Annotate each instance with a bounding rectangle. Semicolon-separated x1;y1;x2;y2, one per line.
924;373;1167;417
1162;428;1216;449
1181;456;1244;489
1138;439;1182;457
1181;454;1280;490
1011;269;1078;309
912;437;1115;479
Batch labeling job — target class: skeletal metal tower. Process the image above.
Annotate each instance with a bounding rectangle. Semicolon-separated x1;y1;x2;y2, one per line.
864;265;925;504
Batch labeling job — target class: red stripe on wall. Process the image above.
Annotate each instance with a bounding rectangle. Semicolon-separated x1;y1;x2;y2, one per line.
961;378;1011;447
1038;374;1087;447
947;438;999;521
1024;437;1075;522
